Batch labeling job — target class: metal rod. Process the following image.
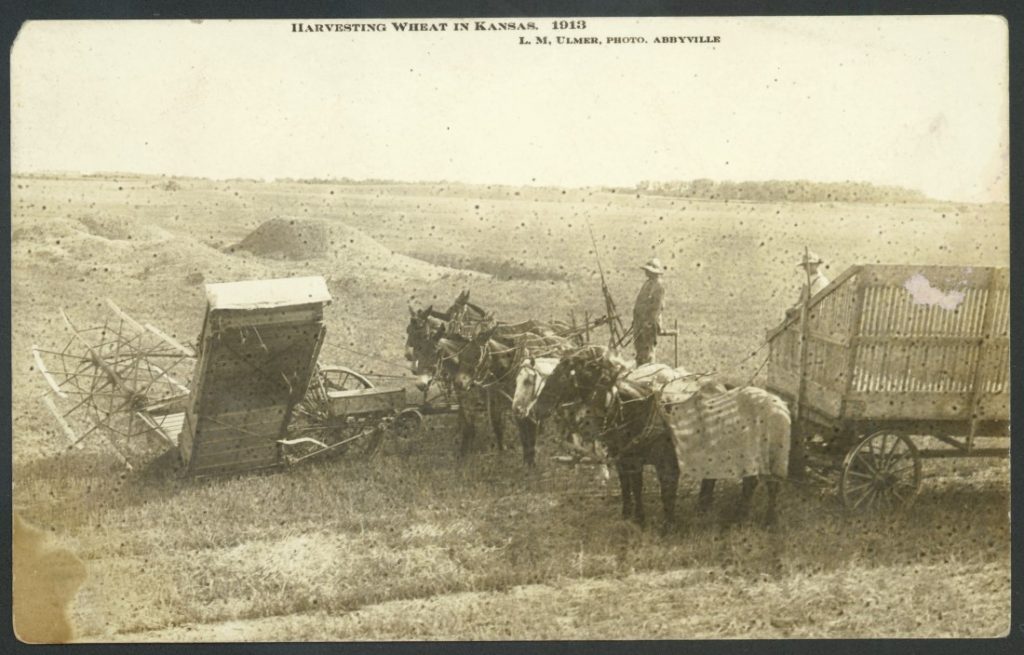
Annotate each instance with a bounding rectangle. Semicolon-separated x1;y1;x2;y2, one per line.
917;448;1008;459
32;347;67;398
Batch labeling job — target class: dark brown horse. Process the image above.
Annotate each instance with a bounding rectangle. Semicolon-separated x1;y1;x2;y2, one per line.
436;328;577;464
532;348;788;530
532;347;680;530
404;290;488;376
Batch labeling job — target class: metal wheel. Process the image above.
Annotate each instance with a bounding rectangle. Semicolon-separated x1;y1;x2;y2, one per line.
393;408;423;438
840;431;922;513
318;366;374;392
283;365;383;463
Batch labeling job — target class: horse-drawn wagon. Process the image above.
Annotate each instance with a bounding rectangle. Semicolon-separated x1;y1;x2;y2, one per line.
34;276;420;476
766;264;1010;512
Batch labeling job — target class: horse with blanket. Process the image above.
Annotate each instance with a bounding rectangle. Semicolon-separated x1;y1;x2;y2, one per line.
530;346;791;530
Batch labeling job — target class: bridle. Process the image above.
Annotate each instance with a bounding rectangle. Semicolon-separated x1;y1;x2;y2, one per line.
565;355;665;458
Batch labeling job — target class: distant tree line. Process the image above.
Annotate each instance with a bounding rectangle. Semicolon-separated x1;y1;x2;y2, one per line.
278;176;402;185
634;179;929;203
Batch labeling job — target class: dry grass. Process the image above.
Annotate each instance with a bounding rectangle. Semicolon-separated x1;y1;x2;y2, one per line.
10;173;1010;640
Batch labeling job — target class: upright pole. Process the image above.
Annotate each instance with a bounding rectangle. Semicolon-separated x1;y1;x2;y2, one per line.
673;318;679;368
965;268;1000;452
585;218;627;348
790;247;814;478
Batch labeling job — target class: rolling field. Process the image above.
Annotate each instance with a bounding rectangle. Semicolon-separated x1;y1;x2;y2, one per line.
10;173;1011;641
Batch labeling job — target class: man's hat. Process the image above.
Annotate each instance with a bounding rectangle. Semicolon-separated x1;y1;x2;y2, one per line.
641;258;665;275
798;251;824;268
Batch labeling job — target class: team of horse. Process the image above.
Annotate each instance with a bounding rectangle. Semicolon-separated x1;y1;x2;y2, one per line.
405;290;579;462
405;292;792;531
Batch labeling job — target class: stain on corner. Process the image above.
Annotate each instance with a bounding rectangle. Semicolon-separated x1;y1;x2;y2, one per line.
13;513;88;644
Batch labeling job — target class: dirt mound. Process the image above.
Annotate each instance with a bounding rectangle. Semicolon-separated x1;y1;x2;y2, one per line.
231;218;392;261
230;217;475;281
77;215;170;242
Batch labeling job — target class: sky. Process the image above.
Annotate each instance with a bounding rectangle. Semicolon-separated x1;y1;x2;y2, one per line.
10;16;1009;202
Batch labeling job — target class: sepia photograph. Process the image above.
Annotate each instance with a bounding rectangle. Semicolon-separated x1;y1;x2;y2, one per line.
9;15;1011;642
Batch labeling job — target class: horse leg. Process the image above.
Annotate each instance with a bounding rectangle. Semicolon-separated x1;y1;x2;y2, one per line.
515;416;537;467
631;463;646;527
656;454;680;534
764;478;780;527
616;461;633;521
697;479;716;514
457;405;476;459
737;476;759;521
487;392;505;452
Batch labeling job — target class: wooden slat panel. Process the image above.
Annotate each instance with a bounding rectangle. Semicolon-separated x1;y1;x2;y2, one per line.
190;450;280;473
137;411;187;446
771;368;843;417
195;406;289;436
846;391;1006;421
858;265;994;288
210;306;323;330
193;437;280;458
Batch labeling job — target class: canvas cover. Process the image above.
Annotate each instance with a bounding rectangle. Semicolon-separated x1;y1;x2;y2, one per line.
205;276;332;311
660;386;791;480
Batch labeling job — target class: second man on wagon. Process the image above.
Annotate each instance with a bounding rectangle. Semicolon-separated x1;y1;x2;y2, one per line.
632;257;666;365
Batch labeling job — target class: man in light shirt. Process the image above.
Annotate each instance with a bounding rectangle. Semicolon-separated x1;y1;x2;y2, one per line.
787;251;830;317
632;257;666;365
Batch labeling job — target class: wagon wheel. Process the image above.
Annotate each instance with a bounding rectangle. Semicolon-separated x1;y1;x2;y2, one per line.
319;366;375;392
392;408;423;438
285;366;383;462
840;431;922;514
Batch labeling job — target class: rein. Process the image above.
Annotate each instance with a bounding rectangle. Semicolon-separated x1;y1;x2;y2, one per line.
567;359;665;459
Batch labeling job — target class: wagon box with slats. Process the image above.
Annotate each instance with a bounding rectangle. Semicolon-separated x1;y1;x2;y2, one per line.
765;264;1010;511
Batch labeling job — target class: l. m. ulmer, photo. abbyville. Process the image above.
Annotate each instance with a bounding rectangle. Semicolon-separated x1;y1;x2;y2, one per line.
9;16;1010;643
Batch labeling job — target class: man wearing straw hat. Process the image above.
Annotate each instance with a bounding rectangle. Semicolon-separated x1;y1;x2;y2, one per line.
787;251;830;317
632;257;666;365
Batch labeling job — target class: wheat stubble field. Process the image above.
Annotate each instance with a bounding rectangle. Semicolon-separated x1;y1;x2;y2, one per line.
10;173;1010;640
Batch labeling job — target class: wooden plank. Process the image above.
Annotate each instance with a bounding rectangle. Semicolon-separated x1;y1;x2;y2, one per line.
917;448;1008;459
839;280;868;418
210;306;324;330
843;391;1006;421
326;387;405;413
136;411;184;447
192;437;280;459
195;405;288;429
771;368;844;418
144;322;196;358
190;450;281;473
858;264;996;288
966;269;1001;449
195;421;288;444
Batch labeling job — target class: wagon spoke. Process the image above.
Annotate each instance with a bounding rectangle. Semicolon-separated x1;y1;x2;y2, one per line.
886;462;917;477
890;486;906;503
876;433;888;459
854;452;879;476
851;485;876;511
881;439;908;472
843;479;874;495
844;469;875;480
